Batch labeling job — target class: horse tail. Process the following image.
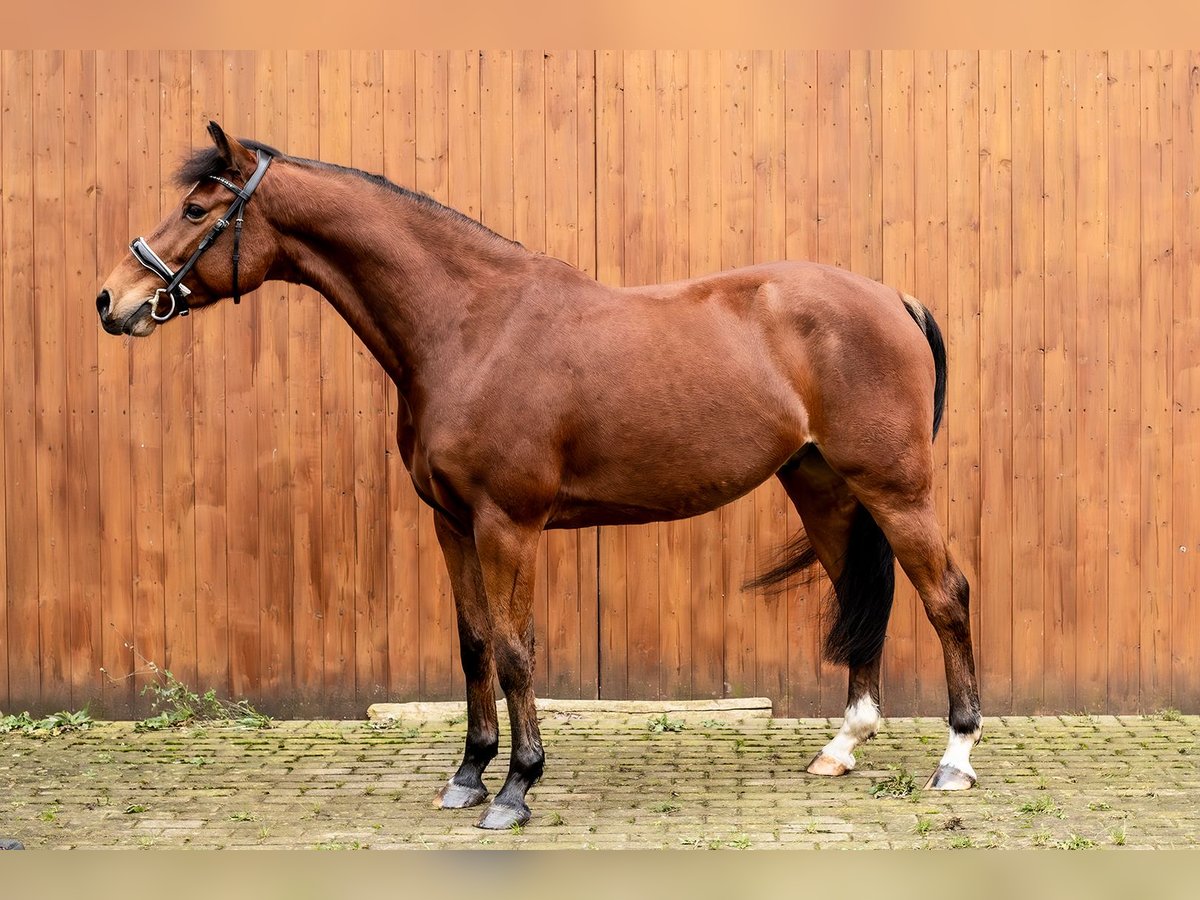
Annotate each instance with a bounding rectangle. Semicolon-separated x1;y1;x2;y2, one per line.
900;292;947;439
743;529;822;593
744;500;895;667
822;505;896;667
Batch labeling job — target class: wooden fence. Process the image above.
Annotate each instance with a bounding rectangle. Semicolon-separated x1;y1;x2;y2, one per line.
0;50;1197;718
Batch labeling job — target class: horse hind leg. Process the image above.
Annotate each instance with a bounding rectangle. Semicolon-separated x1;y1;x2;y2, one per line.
850;482;982;790
758;451;893;778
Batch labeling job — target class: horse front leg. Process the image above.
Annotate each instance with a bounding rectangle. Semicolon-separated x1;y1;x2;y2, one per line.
432;512;499;809
471;509;545;830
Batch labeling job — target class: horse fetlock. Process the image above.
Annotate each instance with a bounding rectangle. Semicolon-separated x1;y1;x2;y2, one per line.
465;731;500;765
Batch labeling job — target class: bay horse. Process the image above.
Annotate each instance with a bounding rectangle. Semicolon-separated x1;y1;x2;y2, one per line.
97;123;982;830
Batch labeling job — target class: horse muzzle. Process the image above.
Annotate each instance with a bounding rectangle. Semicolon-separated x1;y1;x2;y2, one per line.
96;290;155;336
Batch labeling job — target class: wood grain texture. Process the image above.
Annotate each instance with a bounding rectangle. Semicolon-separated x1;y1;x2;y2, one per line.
0;51;1195;717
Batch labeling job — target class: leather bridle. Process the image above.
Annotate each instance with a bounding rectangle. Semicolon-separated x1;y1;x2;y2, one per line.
129;149;272;323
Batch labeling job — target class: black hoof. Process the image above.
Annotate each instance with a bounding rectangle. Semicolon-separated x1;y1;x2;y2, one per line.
924;764;976;791
433;780;489;810
476;801;532;830
0;838;25;850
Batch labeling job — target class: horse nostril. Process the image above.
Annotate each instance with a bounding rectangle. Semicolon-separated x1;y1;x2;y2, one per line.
96;290;111;318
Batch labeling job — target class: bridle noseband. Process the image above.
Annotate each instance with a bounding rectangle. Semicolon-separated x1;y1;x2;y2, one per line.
129;149;273;323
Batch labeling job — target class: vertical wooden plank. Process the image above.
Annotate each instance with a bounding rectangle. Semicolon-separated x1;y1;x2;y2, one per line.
2;51;40;710
721;50;755;700
127;50;166;711
1075;51;1110;712
442;49;481;700
223;51;261;704
1172;51;1200;712
256;49;293;709
751;50;789;710
512;49;552;698
0;53;8;710
0;52;7;711
656;50;692;700
686;50;723;701
33;51;71;710
382;50;419;702
416;50;453;700
978;51;1014;714
783;50;821;717
95;51;137;715
544;50;586;698
158;51;198;693
350;50;389;707
575;51;599;699
914;50;950;714
815;50;852;715
317;49;356;713
880;50;919;716
63;50;103;709
1042;50;1078;712
287;49;325;714
622;50;660;699
1107;50;1142;712
850;51;883;281
1010;50;1046;712
1140;51;1173;711
595;50;627;699
190;49;230;701
946;51;983;708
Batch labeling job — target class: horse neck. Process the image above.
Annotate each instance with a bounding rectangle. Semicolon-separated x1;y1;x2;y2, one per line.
266;162;531;393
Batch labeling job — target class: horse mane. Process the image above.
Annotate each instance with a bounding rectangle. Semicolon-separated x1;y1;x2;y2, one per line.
174;138;518;249
174;138;283;186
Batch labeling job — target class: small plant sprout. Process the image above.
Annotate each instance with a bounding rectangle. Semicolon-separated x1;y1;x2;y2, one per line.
869;768;917;799
646;714;684;734
1017;796;1063;818
0;709;94;736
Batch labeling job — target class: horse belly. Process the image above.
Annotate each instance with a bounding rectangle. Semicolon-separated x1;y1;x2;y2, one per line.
548;402;804;529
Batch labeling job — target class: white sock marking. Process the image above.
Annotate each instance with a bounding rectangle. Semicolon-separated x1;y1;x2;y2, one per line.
819;695;880;769
937;728;981;779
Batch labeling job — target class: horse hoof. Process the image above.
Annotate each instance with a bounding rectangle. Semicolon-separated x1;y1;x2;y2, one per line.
0;838;24;850
476;801;532;830
924;764;976;791
806;753;852;777
433;781;489;810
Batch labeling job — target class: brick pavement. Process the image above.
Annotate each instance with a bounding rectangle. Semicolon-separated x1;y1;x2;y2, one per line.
1;711;1196;848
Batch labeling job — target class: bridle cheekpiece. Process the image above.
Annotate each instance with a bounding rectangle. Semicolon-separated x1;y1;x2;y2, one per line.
129;148;273;323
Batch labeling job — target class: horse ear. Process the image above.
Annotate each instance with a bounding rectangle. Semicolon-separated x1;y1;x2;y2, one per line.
207;120;257;178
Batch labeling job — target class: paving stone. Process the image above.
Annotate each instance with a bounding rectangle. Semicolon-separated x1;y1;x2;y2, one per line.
1;713;1197;848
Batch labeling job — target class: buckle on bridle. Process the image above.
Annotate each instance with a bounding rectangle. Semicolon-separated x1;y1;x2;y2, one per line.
130;237;193;322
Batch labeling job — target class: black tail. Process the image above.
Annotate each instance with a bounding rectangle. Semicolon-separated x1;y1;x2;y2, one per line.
822;505;895;667
903;297;948;438
744;505;896;668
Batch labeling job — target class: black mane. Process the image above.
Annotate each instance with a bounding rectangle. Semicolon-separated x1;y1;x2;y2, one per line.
174;139;283;186
174;138;516;247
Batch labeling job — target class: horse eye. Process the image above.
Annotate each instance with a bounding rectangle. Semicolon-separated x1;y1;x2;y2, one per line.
184;204;206;221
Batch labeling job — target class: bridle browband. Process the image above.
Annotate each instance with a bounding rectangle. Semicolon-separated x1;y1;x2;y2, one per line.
129;149;273;323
